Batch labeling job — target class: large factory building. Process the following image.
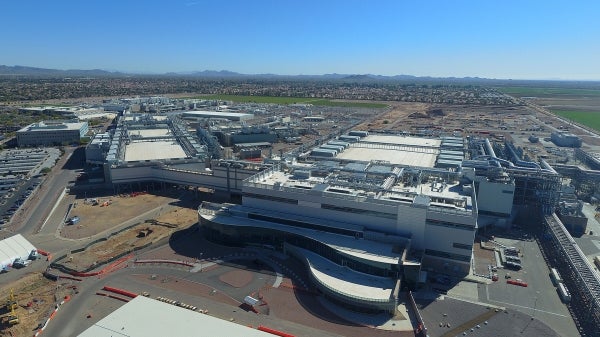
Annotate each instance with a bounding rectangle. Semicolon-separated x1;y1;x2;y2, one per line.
199;134;487;313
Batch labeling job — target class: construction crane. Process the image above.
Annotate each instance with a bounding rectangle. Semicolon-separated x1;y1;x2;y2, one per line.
4;289;19;325
5;289;17;311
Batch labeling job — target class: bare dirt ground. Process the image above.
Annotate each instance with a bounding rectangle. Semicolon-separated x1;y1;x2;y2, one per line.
354;102;430;131
61;192;181;239
64;205;199;272
472;239;496;276
65;222;172;271
0;273;76;337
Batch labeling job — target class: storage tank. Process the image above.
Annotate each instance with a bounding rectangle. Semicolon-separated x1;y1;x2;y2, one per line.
320;144;344;152
348;130;369;138
558;283;571;303
310;149;336;158
550;268;563;286
338;135;361;143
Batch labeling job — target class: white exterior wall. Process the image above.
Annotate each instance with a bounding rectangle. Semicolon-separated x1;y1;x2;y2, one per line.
243;186;400;232
426;209;477;226
397;203;426;249
243;185;476;246
242;182;477;266
17;129;82;146
109;164;258;192
477;180;514;216
242;196;398;232
424;223;475;257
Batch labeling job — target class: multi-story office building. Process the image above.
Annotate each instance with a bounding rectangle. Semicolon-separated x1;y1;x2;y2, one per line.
16;121;88;147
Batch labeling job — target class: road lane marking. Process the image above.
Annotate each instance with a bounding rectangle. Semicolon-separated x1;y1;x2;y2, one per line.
486;298;569;318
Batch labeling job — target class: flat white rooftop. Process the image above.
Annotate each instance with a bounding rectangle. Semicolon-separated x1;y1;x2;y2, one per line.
183;111;254;120
330;135;443;167
362;134;442;147
130;128;172;138
336;147;437;167
18;121;86;132
251;168;469;209
76;112;117;120
0;234;36;268
78;296;275;337
124;141;187;161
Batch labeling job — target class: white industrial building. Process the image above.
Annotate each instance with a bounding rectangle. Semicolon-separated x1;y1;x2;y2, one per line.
16;121;88;147
199;134;487;312
182;110;254;121
78;296;276;337
0;234;37;271
80;116;566;316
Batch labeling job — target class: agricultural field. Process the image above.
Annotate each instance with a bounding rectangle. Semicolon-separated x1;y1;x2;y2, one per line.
200;94;388;108
496;86;600;98
551;110;600;132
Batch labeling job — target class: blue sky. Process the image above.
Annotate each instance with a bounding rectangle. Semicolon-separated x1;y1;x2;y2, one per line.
1;0;599;79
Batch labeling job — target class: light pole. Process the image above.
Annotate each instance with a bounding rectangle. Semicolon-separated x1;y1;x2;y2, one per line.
532;291;540;320
199;253;204;272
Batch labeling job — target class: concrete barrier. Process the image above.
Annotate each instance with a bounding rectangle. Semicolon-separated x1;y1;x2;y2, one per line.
134;259;194;267
102;286;138;298
257;326;295;337
33;295;71;337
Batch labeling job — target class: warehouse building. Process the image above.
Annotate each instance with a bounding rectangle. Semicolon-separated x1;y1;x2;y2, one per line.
0;234;37;271
16;121;88;147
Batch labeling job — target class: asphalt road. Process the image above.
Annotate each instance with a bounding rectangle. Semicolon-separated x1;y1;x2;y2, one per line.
12;147;83;235
478;233;579;337
42;260;309;337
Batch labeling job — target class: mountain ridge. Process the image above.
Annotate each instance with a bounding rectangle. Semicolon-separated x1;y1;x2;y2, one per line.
1;65;598;84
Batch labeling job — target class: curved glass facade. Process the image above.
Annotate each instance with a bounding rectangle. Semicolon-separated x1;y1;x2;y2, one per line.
285;243;398;314
200;216;401;278
200;214;400;313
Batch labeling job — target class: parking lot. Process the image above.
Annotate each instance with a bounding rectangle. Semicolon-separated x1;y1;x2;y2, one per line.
0;148;60;229
0;177;42;228
477;230;579;337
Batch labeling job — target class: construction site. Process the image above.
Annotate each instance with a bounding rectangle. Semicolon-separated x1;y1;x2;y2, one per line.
0;274;76;337
0;93;599;336
79;97;600;336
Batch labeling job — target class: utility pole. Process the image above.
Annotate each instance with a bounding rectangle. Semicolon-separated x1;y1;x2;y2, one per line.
532;291;540;320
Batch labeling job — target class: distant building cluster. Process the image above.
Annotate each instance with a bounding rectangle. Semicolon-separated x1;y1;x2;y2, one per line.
0;77;520;106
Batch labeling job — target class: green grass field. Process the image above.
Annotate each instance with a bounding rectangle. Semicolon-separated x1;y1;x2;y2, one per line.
496;86;600;98
197;94;387;108
551;109;600;132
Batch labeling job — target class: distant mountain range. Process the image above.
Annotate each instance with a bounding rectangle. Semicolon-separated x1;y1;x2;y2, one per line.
0;65;123;77
0;64;491;81
0;65;597;85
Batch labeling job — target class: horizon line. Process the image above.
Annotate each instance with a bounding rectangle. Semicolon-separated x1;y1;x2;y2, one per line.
1;64;600;82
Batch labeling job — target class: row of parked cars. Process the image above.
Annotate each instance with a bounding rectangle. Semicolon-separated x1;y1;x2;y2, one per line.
504;247;522;270
0;181;40;227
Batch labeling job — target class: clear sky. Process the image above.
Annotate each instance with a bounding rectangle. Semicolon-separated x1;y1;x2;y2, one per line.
1;0;599;80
